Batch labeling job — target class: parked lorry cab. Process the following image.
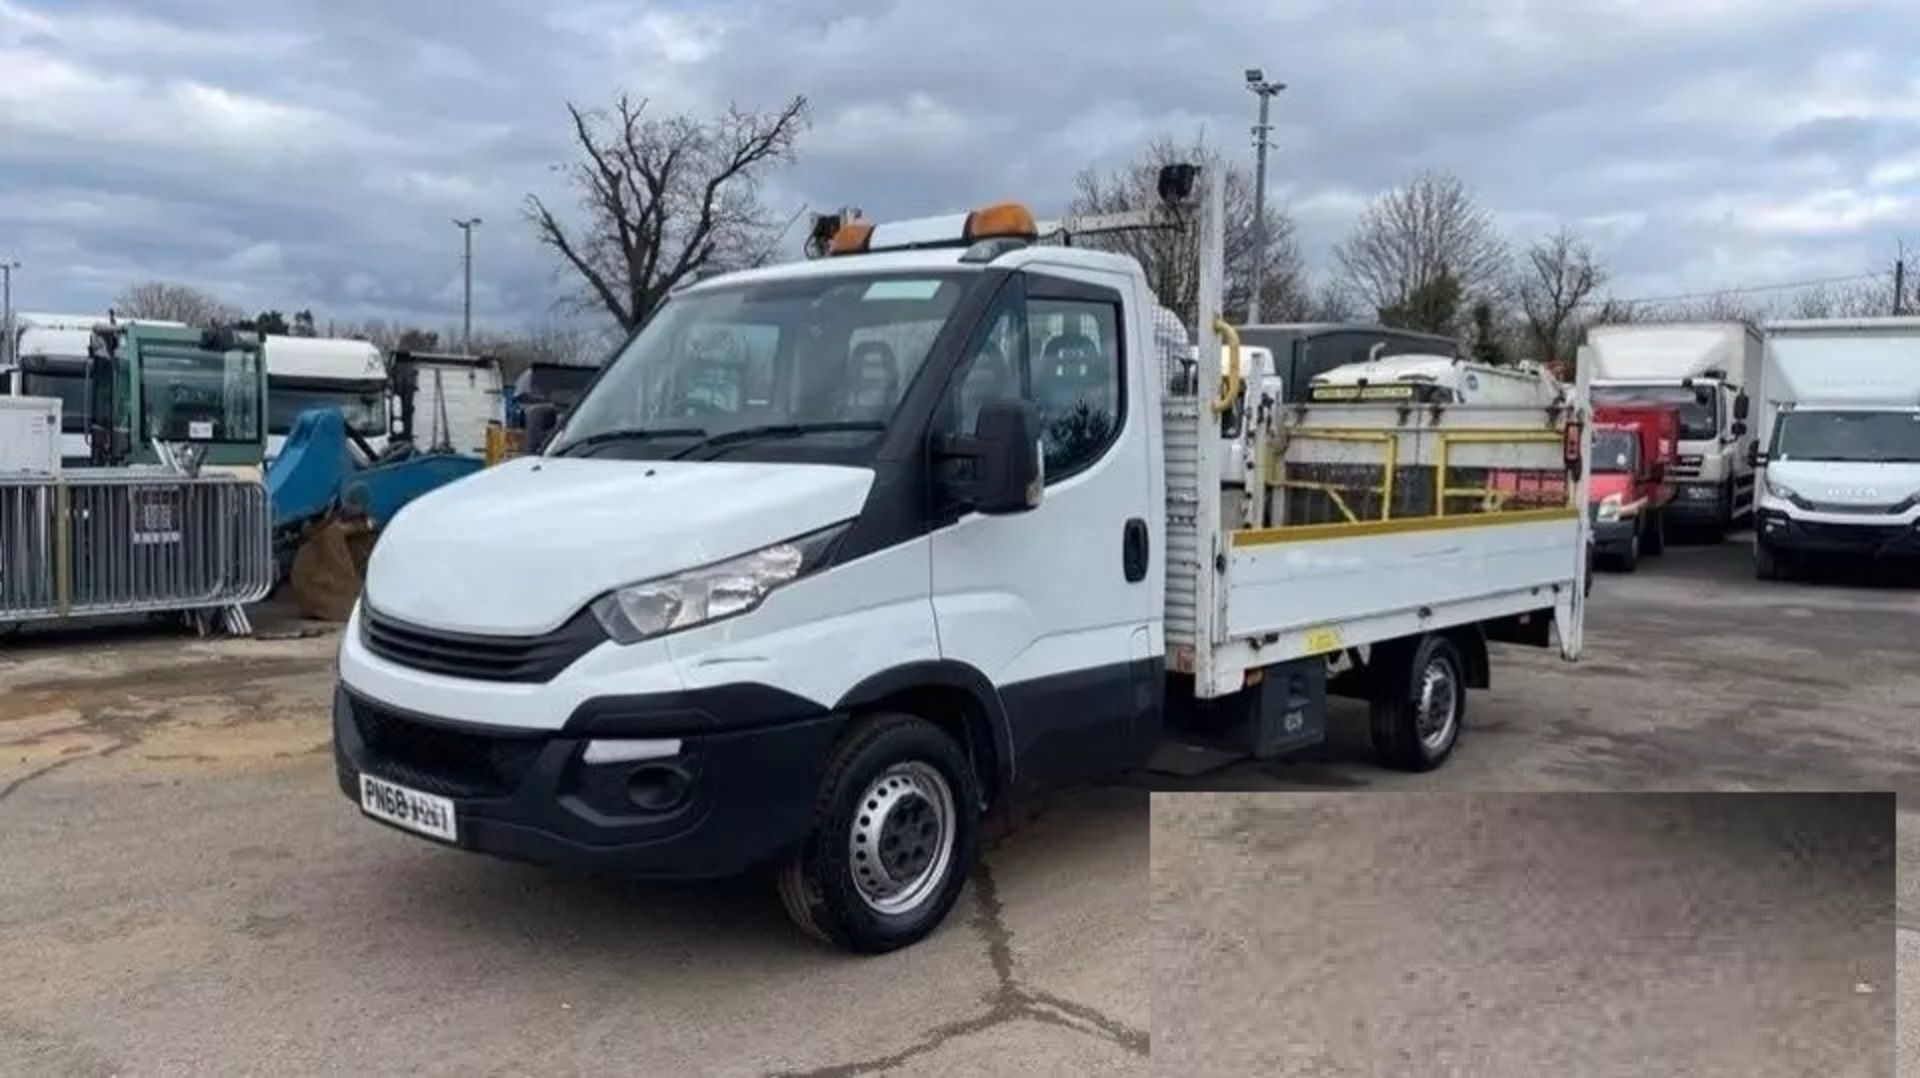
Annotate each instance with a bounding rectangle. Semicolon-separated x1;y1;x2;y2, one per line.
1307;354;1565;407
1233;323;1458;404
1751;317;1920;579
1587;404;1680;571
76;321;268;471
1586;322;1761;537
3;313;187;464
264;336;389;460
332;170;1589;952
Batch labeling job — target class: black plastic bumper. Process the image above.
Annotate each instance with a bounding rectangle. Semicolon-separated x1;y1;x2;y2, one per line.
333;685;843;879
1755;511;1920;560
1664;484;1725;526
1590;517;1636;555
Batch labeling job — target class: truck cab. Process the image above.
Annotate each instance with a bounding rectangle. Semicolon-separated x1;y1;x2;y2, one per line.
1587;404;1680;571
1587;322;1761;537
84;322;268;469
1752;318;1920;579
264;336;390;461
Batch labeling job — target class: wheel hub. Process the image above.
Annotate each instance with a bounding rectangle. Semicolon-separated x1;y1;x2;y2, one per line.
848;762;955;916
1415;659;1458;752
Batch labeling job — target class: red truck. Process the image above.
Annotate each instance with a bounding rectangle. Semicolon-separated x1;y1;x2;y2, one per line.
1589;404;1681;571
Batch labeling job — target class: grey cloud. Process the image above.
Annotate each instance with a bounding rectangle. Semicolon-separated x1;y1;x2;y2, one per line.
2;0;1916;332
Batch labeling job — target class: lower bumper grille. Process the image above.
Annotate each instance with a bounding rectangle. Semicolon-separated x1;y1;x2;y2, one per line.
350;696;548;798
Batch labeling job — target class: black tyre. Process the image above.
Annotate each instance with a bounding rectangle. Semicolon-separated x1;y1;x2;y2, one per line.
777;713;980;953
1754;543;1795;581
1618;525;1640;573
1643;510;1666;556
1370;635;1466;772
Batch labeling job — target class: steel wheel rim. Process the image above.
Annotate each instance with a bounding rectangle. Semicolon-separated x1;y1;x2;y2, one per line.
1415;657;1459;754
847;761;956;916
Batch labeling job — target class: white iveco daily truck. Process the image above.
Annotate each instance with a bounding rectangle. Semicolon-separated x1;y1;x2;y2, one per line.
332;168;1590;952
1587;322;1762;537
1751;318;1920;579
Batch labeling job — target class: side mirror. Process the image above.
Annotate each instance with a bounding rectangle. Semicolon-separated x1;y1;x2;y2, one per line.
939;398;1044;515
523;403;562;454
1747;442;1766;469
1733;392;1750;421
1729;420;1748;439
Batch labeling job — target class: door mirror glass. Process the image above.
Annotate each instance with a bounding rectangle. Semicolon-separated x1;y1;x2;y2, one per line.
1733;391;1750;421
940;398;1043;514
523;403;562;454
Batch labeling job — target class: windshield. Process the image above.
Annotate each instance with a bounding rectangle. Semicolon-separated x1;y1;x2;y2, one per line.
556;272;969;460
140;344;262;443
1592;385;1716;440
268;381;388;436
1592;429;1639;473
1773;410;1920;463
21;370;88;433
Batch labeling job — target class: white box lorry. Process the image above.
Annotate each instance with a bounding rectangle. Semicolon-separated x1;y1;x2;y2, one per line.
1751;317;1920;579
331;171;1589;952
1587;322;1762;536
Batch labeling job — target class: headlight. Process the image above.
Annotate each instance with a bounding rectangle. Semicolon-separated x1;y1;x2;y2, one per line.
1765;475;1798;502
1596;494;1623;521
590;523;848;645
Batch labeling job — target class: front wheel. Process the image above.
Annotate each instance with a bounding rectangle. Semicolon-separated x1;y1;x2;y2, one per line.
1643;510;1666;556
1370;635;1467;772
1754;543;1794;581
778;714;980;953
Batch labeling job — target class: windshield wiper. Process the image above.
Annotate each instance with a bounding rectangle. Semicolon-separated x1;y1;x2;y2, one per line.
552;426;707;458
668;421;887;461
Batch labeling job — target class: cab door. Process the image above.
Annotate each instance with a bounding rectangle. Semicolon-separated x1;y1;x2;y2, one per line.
928;267;1159;791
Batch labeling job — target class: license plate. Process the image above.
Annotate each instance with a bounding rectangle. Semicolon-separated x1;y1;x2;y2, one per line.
360;774;458;843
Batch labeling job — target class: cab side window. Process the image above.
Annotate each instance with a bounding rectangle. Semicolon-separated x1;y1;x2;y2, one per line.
1028;298;1122;479
937;280;1125;483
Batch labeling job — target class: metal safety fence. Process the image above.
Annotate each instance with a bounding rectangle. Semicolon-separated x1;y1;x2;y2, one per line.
0;470;272;627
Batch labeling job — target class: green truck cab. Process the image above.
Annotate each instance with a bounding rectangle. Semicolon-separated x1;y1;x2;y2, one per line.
85;323;268;468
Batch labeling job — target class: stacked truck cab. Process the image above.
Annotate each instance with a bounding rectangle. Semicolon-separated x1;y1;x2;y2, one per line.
1586;322;1761;537
1587;404;1680;571
1752;318;1920;578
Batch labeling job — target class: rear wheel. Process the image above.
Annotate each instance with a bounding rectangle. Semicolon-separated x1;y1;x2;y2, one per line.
1616;524;1640;573
778;714;979;953
1370;635;1466;772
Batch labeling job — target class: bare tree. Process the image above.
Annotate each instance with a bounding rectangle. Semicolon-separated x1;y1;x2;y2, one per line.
526;94;809;332
1783;277;1892;319
113;281;240;325
1067;137;1310;328
1516;227;1606;365
1334;171;1509;333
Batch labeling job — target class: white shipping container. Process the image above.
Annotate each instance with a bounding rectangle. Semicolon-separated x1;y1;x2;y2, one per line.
0;396;62;476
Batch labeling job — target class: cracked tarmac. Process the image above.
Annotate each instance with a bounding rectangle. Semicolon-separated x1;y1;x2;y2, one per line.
0;626;1147;1077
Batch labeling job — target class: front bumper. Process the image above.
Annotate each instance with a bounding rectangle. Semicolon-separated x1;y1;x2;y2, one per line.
1663;482;1724;525
332;685;843;879
1589;516;1636;555
1755;510;1920;560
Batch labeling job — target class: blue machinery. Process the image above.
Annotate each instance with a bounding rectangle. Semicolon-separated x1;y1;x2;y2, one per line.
265;408;483;619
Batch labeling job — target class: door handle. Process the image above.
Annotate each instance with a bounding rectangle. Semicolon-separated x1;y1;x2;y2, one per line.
1123;517;1149;582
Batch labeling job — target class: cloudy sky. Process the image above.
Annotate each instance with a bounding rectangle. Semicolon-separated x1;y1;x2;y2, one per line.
2;0;1916;335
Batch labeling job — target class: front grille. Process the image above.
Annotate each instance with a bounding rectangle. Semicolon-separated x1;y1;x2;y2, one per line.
351;696;547;798
362;606;606;683
1798;499;1905;516
1793;521;1904;544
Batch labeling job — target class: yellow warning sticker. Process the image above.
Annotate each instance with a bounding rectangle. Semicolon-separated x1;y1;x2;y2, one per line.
1302;626;1343;655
